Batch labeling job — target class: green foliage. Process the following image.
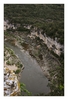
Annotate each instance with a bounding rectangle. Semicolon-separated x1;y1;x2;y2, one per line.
16;62;23;68
19;63;22;68
17;27;30;33
6;60;11;65
4;4;64;45
4;31;8;35
15;69;20;74
20;83;32;96
59;84;64;90
49;65;64;96
8;48;16;57
10;50;14;55
4;4;64;23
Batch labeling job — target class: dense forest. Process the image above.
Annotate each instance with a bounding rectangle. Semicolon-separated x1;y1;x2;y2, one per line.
4;4;64;44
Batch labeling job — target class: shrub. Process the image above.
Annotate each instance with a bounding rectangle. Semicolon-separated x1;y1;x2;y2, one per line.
20;83;32;96
6;60;11;65
15;69;20;74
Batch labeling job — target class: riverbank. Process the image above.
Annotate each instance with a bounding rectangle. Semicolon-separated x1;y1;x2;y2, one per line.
4;46;23;96
4;44;24;80
5;40;50;95
4;30;64;95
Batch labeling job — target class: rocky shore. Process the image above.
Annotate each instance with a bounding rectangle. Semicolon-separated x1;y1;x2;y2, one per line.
4;23;64;95
4;67;20;96
4;44;24;96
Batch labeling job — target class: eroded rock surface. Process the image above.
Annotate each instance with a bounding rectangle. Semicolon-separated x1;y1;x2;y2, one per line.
4;67;20;96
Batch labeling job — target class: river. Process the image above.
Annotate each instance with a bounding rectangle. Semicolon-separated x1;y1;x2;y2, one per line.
5;41;50;95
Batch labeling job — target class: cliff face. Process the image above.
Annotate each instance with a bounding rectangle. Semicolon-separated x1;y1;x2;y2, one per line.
25;26;63;56
4;20;17;30
4;20;63;56
4;45;24;96
4;67;20;96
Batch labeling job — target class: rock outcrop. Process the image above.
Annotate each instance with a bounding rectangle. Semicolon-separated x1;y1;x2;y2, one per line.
28;30;63;56
4;67;20;96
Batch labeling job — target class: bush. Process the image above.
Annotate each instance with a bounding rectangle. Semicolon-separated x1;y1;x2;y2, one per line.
16;62;23;68
20;83;32;96
6;60;11;65
15;69;20;74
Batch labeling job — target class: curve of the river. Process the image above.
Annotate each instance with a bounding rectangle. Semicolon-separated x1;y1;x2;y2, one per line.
5;42;50;95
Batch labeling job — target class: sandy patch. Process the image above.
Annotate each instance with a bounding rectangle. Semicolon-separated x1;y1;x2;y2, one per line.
6;65;17;71
5;61;17;71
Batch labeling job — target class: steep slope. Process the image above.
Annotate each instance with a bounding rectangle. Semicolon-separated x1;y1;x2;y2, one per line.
4;4;64;44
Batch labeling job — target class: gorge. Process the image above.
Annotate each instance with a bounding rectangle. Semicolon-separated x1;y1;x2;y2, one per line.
4;4;64;96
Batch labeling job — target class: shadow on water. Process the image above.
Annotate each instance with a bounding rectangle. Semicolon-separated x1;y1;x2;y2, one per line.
21;42;29;50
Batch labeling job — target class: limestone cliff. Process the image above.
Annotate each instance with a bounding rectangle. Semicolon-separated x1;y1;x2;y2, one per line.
4;67;20;96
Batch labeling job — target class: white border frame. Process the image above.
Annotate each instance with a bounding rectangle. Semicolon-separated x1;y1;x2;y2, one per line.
0;0;67;100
